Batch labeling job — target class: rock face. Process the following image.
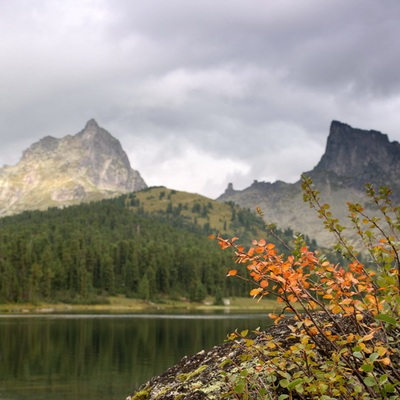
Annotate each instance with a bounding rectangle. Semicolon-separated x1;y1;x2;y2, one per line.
0;119;147;216
218;121;400;247
312;121;400;191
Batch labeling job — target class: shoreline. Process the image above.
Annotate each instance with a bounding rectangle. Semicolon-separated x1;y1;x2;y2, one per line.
0;296;280;315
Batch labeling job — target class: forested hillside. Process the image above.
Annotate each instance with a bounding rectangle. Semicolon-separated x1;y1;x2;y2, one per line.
0;187;303;304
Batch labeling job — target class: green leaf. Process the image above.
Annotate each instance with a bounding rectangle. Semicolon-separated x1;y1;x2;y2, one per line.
287;378;304;390
240;369;249;378
319;383;329;392
379;374;388;384
234;381;245;393
353;351;363;359
375;313;398;326
279;379;289;388
278;395;289;400
363;376;376;387
384;383;396;393
368;353;379;363
353;384;363;393
360;364;374;372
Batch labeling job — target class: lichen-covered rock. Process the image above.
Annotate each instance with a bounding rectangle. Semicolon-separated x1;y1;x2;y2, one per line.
126;317;297;399
126;344;233;399
126;312;390;400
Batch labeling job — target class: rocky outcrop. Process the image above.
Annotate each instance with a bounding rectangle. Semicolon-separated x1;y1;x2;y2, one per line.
126;318;293;399
313;121;400;190
217;121;400;247
126;312;381;399
0;119;147;216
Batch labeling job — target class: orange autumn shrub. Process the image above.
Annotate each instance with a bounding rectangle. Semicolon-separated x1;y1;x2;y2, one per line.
214;176;399;399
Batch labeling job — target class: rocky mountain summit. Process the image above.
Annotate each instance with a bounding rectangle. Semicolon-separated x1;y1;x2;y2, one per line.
311;121;400;191
218;121;400;247
0;119;147;216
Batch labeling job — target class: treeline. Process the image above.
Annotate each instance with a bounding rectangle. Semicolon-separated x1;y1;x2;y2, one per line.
0;193;308;304
0;195;243;303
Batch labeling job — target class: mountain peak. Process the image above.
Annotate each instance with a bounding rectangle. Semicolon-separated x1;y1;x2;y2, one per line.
311;121;400;189
0;121;147;216
85;119;99;129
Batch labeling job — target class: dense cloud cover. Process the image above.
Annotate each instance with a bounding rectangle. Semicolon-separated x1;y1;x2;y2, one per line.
1;0;400;198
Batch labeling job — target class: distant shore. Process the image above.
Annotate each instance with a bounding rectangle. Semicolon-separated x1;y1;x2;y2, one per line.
0;296;279;314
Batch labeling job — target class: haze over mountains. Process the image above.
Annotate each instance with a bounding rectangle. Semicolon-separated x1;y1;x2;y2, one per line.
0;119;399;248
0;119;146;216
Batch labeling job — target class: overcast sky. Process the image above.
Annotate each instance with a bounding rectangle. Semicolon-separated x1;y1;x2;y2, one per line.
1;1;400;198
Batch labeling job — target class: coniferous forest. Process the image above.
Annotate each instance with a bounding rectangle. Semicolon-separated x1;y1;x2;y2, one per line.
0;188;301;304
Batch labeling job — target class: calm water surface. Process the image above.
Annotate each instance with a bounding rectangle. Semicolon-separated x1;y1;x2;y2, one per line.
0;312;271;400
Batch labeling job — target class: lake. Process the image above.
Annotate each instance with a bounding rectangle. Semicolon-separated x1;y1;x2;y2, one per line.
0;311;272;400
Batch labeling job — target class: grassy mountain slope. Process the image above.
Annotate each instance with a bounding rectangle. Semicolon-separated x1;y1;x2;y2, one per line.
126;186;270;241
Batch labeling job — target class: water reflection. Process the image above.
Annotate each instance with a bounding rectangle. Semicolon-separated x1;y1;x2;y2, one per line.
0;312;271;400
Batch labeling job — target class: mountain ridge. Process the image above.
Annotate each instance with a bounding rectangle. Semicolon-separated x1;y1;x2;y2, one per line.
0;119;147;216
1;118;398;249
218;120;400;247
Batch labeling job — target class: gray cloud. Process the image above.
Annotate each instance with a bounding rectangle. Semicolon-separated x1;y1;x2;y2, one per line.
1;0;400;198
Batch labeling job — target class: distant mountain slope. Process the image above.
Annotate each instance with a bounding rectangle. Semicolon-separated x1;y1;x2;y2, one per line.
0;119;146;216
217;121;400;247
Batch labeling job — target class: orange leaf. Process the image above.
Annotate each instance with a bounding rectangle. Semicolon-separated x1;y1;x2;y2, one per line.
331;305;342;314
227;269;237;277
380;357;391;365
309;327;318;335
308;301;318;310
249;288;263;297
321;261;330;267
258;239;267;247
355;313;364;322
251;272;261;281
361;333;374;342
288;294;298;303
